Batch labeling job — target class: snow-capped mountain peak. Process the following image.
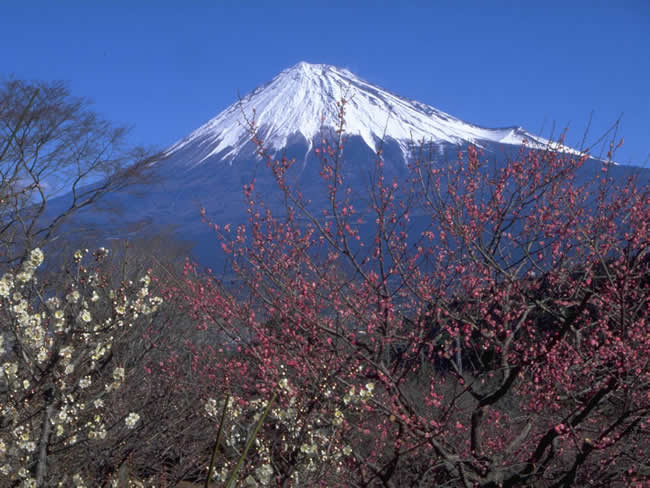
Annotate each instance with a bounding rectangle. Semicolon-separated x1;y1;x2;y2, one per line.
165;62;559;167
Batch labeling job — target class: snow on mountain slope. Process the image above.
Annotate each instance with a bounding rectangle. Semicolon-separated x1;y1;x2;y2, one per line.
165;62;571;167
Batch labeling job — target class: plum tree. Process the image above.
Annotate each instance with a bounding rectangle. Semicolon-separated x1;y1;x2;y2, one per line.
173;100;648;487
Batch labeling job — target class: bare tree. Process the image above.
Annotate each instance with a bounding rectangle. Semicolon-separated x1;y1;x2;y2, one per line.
0;79;159;264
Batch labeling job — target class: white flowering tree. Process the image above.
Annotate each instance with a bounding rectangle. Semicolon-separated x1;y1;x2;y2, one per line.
0;247;164;486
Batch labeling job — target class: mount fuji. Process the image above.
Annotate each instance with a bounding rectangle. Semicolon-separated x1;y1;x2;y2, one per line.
164;61;559;168
57;62;646;262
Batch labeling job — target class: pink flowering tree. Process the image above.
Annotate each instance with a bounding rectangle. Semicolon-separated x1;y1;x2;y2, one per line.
171;101;648;487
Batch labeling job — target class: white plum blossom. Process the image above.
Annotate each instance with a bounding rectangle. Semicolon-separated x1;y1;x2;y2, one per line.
2;362;18;379
0;274;13;297
66;290;80;303
72;473;85;487
112;367;125;382
28;248;44;268
36;348;49;363
78;309;92;323
204;398;219;418
255;464;274;485
125;412;140;429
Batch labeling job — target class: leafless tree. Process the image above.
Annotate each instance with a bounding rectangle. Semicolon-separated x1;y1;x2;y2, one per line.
0;79;159;264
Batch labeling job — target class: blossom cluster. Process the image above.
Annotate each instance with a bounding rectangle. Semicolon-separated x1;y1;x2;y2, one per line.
0;248;163;485
196;373;376;486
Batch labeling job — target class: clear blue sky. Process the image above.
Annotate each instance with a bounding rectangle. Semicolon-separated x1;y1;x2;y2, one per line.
2;1;649;165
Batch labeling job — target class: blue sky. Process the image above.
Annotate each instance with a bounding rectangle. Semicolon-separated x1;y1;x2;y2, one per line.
2;1;649;166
